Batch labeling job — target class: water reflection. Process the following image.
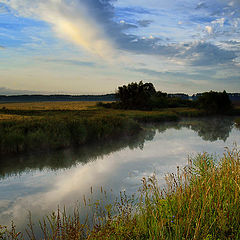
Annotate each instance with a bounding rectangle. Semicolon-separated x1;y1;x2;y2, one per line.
0;117;235;178
0;117;239;234
0;130;154;179
180;117;234;142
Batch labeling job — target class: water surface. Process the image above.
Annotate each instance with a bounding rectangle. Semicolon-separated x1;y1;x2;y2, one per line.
0;117;239;232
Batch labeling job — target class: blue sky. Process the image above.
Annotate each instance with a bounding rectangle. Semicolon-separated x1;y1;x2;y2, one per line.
0;0;239;94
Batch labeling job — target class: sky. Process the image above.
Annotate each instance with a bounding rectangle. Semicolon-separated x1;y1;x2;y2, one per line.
0;0;239;95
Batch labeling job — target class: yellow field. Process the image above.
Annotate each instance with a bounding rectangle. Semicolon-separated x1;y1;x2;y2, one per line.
0;101;99;110
0;114;35;121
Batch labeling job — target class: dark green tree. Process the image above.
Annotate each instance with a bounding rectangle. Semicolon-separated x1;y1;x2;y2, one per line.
116;81;157;109
196;90;232;114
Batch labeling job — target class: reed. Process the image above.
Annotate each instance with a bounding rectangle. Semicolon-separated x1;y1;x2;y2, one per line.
0;115;141;154
90;148;240;239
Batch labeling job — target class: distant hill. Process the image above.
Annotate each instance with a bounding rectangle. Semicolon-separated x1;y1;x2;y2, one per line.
0;94;116;103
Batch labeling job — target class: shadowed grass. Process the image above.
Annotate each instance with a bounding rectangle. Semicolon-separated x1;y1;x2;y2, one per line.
1;147;239;239
0;104;186;155
0;115;141;154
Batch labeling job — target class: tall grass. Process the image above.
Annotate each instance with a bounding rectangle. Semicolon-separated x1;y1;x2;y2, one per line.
0;116;141;155
1;147;239;239
89;148;240;240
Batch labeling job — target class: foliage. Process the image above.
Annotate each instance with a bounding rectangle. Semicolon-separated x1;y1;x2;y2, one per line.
195;90;232;114
116;81;157;110
115;81;192;110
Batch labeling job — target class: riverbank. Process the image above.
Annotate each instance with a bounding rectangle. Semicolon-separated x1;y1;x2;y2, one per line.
1;147;239;239
0;102;239;155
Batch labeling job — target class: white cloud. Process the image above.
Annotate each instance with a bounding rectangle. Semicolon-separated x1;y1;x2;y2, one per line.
205;25;213;34
212;18;225;27
2;0;116;59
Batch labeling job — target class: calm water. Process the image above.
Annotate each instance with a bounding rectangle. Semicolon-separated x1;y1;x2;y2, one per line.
0;117;239;233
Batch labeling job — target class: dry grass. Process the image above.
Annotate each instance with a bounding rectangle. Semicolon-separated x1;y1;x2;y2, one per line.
0;114;34;121
0;101;99;111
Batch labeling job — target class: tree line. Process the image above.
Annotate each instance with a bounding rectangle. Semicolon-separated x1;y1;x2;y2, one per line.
99;81;232;113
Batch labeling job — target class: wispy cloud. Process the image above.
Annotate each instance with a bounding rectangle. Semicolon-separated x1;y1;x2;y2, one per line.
177;41;237;66
43;59;96;67
1;0;240;94
2;0;116;59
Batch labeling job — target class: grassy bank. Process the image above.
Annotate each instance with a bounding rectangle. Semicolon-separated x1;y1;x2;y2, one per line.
0;101;238;155
88;148;240;240
1;148;239;239
0;102;181;155
0;115;142;155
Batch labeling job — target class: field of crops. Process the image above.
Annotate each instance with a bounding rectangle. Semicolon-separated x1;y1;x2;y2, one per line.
0;101;98;111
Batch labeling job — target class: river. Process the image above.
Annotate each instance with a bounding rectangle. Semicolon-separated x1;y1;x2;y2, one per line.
0;117;239;235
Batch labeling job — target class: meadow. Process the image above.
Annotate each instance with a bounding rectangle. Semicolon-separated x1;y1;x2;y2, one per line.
1;147;239;239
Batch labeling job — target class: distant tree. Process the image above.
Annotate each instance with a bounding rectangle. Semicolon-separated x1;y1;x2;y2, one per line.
116;81;157;109
115;81;192;110
195;90;232;114
150;91;168;108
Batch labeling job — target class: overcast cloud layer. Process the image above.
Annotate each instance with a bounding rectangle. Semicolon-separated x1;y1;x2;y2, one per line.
0;0;239;94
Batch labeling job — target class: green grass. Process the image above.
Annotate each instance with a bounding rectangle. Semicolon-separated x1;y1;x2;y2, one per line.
88;148;240;240
0;115;141;154
0;102;237;155
0;105;183;155
1;148;239;239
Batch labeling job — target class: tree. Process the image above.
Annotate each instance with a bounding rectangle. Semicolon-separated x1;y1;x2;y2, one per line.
116;81;156;109
196;90;232;114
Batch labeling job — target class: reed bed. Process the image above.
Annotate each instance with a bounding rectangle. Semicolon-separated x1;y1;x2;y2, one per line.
1;148;239;239
0;115;141;154
0;104;186;155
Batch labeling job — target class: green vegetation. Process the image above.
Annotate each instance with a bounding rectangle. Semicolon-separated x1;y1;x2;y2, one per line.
0;81;238;156
100;82;234;115
0;117;235;179
0;103;206;155
114;81;191;110
1;148;239;239
0;115;141;155
194;90;232;114
0;98;237;155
